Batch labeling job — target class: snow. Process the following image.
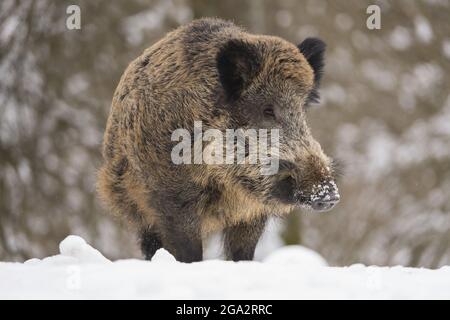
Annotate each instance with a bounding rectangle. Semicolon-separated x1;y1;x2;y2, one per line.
263;246;328;267
58;235;111;264
1;235;450;299
151;248;177;263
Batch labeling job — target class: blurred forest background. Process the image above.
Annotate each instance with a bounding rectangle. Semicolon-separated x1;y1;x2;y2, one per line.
1;0;450;268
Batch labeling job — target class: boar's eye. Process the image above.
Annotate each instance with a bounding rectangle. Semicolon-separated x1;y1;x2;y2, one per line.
263;106;276;119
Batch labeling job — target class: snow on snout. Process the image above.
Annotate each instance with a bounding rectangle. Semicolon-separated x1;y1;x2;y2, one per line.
310;180;339;202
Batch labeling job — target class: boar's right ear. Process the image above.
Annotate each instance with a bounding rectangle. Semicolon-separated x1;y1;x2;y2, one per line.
297;37;326;85
298;38;326;104
217;39;262;101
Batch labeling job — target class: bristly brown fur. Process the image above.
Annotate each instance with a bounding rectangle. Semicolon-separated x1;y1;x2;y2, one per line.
97;18;336;262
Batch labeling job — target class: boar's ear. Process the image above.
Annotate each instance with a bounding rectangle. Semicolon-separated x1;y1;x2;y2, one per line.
217;39;262;101
298;38;326;104
298;38;326;85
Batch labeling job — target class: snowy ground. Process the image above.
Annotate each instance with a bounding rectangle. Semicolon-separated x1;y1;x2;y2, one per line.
1;235;449;299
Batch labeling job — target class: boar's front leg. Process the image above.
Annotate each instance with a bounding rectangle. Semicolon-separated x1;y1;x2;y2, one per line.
158;215;203;263
224;216;267;261
162;220;202;263
154;191;203;263
139;226;163;260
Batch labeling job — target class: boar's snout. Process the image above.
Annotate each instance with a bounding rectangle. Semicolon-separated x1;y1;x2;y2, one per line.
272;155;340;212
309;180;340;212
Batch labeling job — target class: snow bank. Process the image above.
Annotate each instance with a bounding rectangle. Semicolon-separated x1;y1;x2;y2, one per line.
263;246;328;267
1;235;449;299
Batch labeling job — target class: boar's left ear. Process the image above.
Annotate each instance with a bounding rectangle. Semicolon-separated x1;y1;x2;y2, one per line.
298;38;326;85
217;39;262;101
